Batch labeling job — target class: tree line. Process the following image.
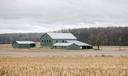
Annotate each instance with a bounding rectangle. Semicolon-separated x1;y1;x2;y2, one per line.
56;27;128;46
0;33;43;44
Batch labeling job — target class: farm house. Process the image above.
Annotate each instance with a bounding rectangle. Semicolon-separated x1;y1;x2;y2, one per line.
40;33;92;49
12;41;36;48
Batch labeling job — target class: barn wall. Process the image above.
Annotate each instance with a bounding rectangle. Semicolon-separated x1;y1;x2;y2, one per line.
18;44;30;48
68;44;80;50
53;46;67;49
53;44;80;50
40;33;53;47
12;43;36;48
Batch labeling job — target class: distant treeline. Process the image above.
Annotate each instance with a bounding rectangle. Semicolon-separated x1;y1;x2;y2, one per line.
0;27;128;46
0;33;43;44
56;27;128;46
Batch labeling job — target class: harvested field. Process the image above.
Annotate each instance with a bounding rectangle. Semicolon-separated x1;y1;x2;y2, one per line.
0;44;128;57
0;44;128;76
0;56;128;76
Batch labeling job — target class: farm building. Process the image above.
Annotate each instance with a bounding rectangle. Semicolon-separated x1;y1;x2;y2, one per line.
12;41;36;48
40;33;92;49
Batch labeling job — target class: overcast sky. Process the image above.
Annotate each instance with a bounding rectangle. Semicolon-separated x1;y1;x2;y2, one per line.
0;0;128;33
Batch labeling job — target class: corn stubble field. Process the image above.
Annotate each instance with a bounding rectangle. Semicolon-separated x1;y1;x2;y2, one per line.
0;56;128;76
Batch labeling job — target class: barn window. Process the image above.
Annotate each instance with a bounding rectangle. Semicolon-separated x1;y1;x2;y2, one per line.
49;40;51;42
56;40;58;42
62;40;65;43
44;40;46;43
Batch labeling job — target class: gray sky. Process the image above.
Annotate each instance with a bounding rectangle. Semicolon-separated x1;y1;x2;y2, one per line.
0;0;128;33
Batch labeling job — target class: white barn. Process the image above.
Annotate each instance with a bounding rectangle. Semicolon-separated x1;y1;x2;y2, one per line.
40;33;93;49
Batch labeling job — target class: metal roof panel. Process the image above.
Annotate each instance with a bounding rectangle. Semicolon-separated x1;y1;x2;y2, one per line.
47;33;77;39
66;40;92;46
53;43;73;46
16;41;35;44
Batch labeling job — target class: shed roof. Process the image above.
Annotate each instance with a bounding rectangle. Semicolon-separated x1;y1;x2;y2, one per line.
66;40;92;46
53;40;92;47
53;43;73;46
16;41;35;44
47;33;77;39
